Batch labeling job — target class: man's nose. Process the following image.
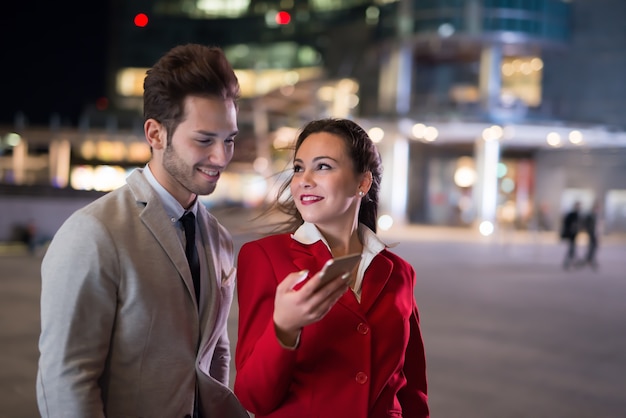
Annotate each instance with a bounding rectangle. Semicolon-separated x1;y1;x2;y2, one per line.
209;142;231;166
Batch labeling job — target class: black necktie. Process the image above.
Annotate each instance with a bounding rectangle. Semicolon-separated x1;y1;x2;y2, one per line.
180;212;201;304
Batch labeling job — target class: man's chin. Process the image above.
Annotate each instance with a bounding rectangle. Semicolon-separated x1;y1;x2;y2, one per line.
194;184;217;197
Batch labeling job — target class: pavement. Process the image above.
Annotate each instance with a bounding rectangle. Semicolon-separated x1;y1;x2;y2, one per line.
1;207;625;418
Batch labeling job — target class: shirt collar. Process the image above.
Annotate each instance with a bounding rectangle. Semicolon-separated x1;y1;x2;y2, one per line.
291;221;386;256
142;164;198;221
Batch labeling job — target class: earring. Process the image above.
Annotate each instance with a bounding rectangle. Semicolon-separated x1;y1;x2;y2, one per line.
358;191;365;197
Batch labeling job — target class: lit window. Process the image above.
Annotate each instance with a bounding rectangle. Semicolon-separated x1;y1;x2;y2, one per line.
500;56;543;107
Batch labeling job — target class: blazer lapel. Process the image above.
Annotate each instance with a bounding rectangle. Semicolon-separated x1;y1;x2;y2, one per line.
128;171;197;304
286;238;393;315
196;208;220;338
358;254;393;314
290;240;332;277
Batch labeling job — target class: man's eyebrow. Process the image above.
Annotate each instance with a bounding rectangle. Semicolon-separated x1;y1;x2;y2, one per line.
194;129;239;137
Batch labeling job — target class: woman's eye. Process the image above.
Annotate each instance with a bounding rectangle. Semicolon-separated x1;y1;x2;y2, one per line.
293;165;303;173
317;163;331;170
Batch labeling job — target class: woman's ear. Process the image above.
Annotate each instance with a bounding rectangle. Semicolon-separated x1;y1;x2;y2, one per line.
144;119;166;150
359;171;373;195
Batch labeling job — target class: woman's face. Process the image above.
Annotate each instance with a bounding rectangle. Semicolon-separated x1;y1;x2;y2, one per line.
290;132;363;229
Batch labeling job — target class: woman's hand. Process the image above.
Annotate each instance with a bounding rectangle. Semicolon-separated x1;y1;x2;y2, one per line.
273;269;350;347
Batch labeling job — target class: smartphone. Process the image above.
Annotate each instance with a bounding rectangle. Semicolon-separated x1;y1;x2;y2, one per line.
316;253;362;285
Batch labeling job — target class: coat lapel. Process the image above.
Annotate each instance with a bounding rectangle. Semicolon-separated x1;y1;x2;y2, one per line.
287;239;393;316
286;238;393;315
290;239;332;277
127;171;197;305
196;208;221;342
358;253;393;314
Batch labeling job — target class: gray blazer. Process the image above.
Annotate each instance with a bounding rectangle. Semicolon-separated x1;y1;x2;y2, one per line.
37;169;249;417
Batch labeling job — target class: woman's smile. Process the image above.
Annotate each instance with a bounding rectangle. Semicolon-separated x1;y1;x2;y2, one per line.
299;194;324;205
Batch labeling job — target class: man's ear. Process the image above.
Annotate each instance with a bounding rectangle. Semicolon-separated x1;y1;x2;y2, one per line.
144;119;166;150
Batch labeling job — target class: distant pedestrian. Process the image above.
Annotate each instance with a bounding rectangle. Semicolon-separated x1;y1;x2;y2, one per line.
20;219;48;255
21;220;38;254
581;200;601;270
560;201;581;270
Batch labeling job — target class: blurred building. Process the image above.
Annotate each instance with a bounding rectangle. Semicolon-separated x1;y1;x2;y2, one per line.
2;0;626;241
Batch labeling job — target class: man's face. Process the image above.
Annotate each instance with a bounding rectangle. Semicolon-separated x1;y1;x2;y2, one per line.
149;95;238;208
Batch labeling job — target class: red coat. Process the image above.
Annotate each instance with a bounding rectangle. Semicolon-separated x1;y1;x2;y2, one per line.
234;234;429;418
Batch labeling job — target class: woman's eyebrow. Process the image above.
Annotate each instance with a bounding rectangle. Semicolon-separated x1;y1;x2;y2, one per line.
294;156;338;163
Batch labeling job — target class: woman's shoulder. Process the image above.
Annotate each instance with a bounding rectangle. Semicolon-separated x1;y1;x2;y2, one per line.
379;248;414;271
241;233;293;251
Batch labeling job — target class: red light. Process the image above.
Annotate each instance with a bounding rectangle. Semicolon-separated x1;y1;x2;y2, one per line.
134;13;149;28
96;97;109;111
275;11;291;25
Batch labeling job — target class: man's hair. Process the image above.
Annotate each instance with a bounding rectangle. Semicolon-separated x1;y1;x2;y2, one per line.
143;43;240;142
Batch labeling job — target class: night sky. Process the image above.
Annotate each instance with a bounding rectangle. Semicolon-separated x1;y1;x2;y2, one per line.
1;0;110;127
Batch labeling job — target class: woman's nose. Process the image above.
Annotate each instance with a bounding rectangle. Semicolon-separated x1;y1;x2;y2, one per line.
299;170;314;188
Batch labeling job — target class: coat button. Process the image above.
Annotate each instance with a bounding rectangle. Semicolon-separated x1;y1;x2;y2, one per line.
356;322;369;334
355;372;368;384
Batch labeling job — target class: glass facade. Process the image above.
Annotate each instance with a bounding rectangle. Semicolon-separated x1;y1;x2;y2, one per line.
3;0;626;237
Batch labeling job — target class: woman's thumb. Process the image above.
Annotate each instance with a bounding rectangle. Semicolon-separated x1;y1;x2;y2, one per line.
284;270;309;290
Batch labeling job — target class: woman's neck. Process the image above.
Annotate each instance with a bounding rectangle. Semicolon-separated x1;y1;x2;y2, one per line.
321;224;362;257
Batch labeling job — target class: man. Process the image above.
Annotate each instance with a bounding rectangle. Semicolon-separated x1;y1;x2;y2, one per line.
582;200;600;270
37;44;249;417
561;201;581;270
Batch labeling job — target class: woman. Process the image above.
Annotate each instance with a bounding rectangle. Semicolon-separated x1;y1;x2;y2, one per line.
234;118;429;417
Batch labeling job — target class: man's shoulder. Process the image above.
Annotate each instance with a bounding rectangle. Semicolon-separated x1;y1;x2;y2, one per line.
56;185;135;233
81;185;134;214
